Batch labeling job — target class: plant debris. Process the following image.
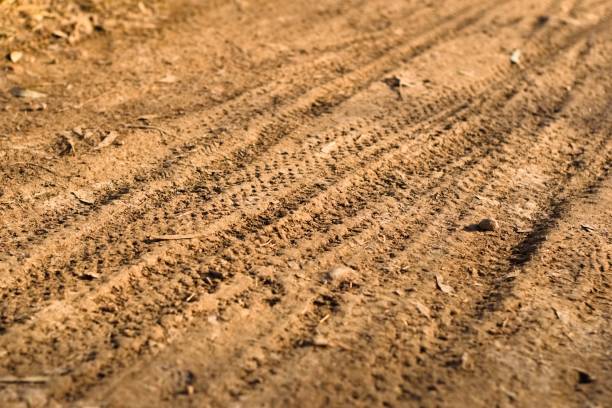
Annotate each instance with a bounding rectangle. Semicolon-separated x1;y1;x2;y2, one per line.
79;271;101;280
382;74;414;99
312;335;330;347
72;190;95;205
95;131;119;150
147;233;204;242
383;76;401;89
435;274;454;294
412;300;431;318
57;133;77;155
124;124;170;137
52;30;69;39
10;87;47;99
0;375;50;384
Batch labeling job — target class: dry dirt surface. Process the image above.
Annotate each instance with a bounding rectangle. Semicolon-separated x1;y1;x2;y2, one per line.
0;0;611;406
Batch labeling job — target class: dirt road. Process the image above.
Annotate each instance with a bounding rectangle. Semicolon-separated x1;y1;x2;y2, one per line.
0;0;610;406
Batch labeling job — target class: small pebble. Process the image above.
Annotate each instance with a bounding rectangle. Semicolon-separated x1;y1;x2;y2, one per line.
478;218;499;232
9;51;23;63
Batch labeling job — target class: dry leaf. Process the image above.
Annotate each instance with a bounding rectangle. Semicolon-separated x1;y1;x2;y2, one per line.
382;76;401;89
412;301;431;318
435;274;454;294
312;335;330;347
79;271;101;280
72;190;95;205
72;127;84;137
95;131;119;150
505;270;520;280
52;30;68;39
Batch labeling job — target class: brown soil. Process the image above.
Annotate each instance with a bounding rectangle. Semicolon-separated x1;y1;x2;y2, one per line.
1;0;611;406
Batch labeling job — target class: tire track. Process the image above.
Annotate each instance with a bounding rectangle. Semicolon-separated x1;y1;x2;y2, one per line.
1;1;611;405
0;15;604;398
182;50;612;408
4;0;592;294
1;1;596;326
0;0;604;328
0;0;470;219
0;0;502;266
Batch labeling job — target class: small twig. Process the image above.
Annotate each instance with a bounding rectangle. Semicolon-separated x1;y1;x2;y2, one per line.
146;233;204;243
123;124;171;137
71;191;95;205
12;162;59;177
0;375;50;384
9;162;69;188
333;341;356;352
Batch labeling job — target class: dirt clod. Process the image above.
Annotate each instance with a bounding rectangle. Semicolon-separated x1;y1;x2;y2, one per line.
326;266;357;284
577;369;595;384
57;133;77;155
477;218;499;232
312;335;330;347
